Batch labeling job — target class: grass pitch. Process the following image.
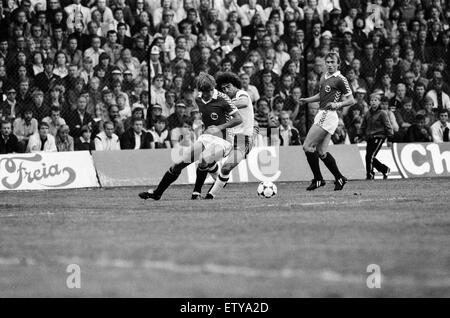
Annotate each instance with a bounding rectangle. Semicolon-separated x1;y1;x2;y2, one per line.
0;178;449;297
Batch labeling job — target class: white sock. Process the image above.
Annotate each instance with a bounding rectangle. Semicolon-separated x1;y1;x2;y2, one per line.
208;173;229;197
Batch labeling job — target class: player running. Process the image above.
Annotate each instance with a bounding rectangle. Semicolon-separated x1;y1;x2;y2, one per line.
138;73;242;200
299;52;355;191
194;72;256;199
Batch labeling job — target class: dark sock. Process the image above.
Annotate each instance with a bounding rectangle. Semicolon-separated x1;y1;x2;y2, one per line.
320;152;343;180
208;163;218;174
193;167;208;193
154;165;186;196
305;151;323;180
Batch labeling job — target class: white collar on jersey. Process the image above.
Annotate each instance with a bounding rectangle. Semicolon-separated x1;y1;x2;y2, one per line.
324;70;341;79
198;89;218;104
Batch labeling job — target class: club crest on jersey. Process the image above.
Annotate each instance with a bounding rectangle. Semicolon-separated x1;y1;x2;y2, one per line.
325;85;331;93
211;112;218;120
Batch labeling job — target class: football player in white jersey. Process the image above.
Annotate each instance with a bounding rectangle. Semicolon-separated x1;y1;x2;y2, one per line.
204;72;257;199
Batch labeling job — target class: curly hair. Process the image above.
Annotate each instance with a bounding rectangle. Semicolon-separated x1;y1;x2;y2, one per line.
215;71;242;90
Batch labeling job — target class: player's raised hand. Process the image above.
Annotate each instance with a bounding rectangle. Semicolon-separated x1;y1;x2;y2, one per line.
298;98;307;105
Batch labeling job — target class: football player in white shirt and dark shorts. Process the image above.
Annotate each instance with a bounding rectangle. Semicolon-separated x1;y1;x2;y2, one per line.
201;72;257;199
299;52;355;191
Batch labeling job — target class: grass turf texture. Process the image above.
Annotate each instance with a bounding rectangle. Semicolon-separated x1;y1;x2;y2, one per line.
0;178;449;297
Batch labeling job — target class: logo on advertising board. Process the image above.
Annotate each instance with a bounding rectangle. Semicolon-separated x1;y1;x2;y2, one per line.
0;151;99;191
392;143;450;178
0;154;76;190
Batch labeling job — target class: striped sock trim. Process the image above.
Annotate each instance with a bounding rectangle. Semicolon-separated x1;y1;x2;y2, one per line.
218;174;229;182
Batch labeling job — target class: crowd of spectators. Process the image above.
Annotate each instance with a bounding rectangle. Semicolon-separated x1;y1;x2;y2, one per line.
1;0;450;155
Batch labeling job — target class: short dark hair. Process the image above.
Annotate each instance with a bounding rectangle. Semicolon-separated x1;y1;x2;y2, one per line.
50;106;60;113
38;121;49;129
415;114;425;122
438;108;449;116
1;120;11;128
215;72;242;90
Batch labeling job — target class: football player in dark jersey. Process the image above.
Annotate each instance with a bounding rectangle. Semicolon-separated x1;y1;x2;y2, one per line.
139;73;242;200
299;52;355;191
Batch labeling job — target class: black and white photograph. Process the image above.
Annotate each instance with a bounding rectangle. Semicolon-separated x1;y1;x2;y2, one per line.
0;0;449;303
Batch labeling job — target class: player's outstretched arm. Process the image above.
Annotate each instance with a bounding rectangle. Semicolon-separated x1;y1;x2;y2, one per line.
299;93;320;104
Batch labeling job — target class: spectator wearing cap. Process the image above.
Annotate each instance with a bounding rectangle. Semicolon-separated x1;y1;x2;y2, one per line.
34;58;60;93
74;125;96;152
232;34;252;70
167;102;189;130
353;87;369;115
94;121;121;151
0;120;21;154
26;121;57;153
150;46;163;81
55;124;74;152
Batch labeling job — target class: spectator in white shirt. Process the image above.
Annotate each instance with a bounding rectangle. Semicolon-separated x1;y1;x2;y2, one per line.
94;121;121;151
90;0;114;25
26;122;57;152
426;89;450;111
430;109;450;143
65;0;91;30
42;107;66;137
83;36;105;68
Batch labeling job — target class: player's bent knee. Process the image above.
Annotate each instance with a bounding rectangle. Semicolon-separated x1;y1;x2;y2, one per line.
303;144;314;152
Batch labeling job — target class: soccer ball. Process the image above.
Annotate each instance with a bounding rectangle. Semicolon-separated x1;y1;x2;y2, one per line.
257;181;277;198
